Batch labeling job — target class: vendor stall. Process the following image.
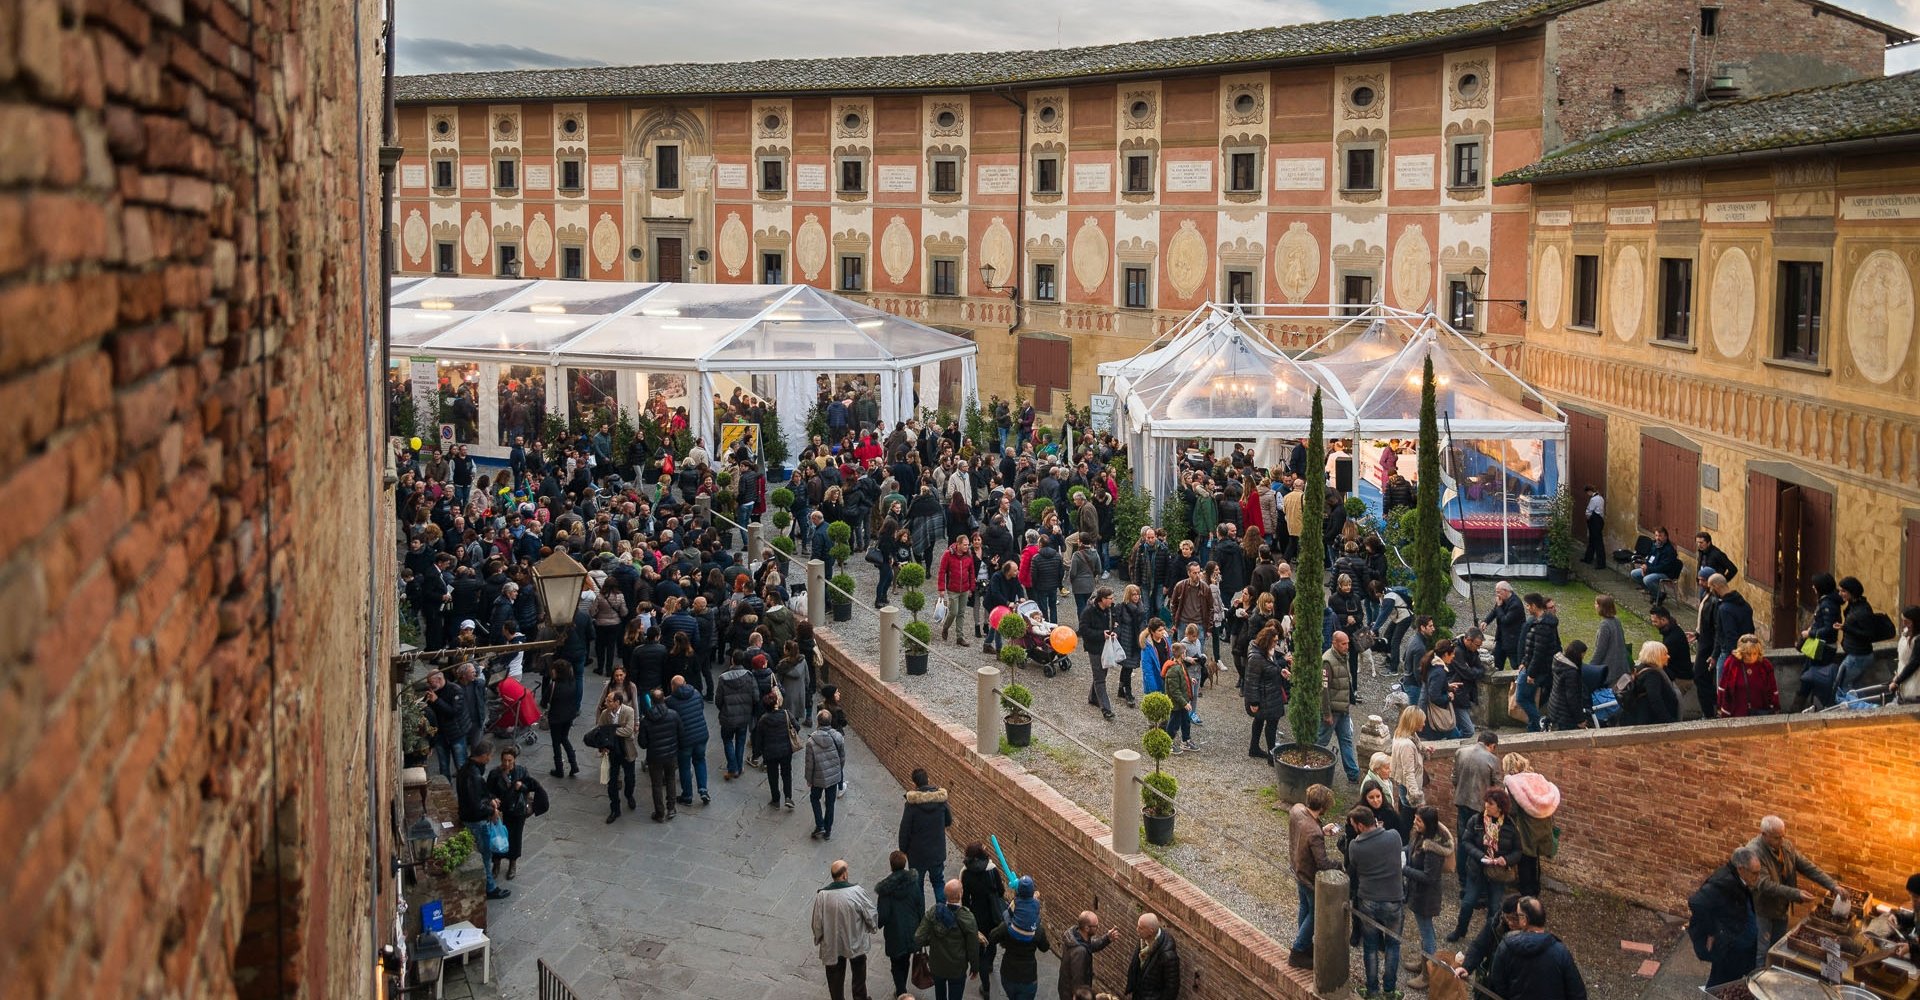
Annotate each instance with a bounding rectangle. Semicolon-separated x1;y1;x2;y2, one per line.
388;278;979;466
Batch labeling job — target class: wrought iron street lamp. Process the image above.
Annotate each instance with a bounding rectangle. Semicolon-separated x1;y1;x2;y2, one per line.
532;549;589;629
978;262;1020;335
1466;265;1527;319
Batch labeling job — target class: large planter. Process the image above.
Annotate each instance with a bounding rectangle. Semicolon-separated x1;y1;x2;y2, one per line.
1004;715;1032;748
905;653;929;676
1142;811;1176;846
1272;742;1337;805
831;601;852;623
1545;566;1570;585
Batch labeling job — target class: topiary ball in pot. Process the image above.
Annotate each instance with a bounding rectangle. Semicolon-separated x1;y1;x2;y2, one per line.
895;562;927;591
771;510;792;530
901;589;927;615
771;486;795;509
903;619;933;653
1139;691;1173;728
997;614;1029;642
1141;726;1173;765
1141;770;1179;818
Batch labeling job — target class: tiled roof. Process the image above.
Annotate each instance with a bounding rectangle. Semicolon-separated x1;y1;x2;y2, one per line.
395;0;1592;103
1497;69;1920;183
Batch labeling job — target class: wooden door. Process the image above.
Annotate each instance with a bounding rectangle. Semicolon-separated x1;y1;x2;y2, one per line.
1904;516;1920;609
1798;487;1833;617
1567;410;1607;542
1773;485;1802;648
656;238;684;282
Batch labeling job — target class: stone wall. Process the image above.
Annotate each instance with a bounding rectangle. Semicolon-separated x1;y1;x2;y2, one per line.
0;1;392;998
814;633;1315;1000
1424;707;1920;914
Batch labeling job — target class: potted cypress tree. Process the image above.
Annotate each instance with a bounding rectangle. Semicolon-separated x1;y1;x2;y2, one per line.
1412;357;1453;620
1275;388;1337;802
1001;682;1034;748
1140;692;1178;845
1546;486;1575;584
897;562;931;674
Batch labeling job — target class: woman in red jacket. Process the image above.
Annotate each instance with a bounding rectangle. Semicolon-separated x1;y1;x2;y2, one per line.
1717;634;1780;717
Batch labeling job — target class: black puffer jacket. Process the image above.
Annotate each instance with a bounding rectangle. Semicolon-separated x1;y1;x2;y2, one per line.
637;701;683;763
1522;613;1562;683
1029;545;1065;594
715;668;757;731
1488;931;1588;1000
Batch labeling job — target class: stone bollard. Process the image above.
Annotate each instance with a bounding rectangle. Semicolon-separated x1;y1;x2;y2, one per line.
1111;749;1141;855
806;559;826;624
1314;868;1352;994
878;605;902;682
1487;670;1520;729
747;521;764;559
976;666;1001;756
696;495;711;520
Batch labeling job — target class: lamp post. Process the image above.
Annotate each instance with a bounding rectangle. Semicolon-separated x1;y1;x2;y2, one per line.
1465;265;1527;323
410;932;446;991
977;262;1020;335
532;549;589;631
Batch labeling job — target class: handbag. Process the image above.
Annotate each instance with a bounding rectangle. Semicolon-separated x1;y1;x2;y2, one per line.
1799;636;1831;663
1484;857;1518;883
865;546;886;568
1425;699;1457;733
1507;686;1522;719
910;952;934;990
786;713;804;753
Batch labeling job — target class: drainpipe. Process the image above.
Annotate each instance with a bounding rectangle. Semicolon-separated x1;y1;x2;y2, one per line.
997;90;1026;337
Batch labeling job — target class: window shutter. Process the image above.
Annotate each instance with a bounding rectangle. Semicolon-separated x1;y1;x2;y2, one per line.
1671;445;1700;549
1904;517;1920;608
1639;435;1657;535
1746;471;1777;588
1800;487;1833;585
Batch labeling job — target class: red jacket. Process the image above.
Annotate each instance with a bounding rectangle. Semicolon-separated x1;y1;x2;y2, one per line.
1018;544;1038;588
1717;654;1780;717
937;549;977;592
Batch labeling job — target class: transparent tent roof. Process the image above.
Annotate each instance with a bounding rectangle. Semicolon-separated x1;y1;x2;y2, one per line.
1345;334;1546;430
389;278;976;371
1125;313;1329;426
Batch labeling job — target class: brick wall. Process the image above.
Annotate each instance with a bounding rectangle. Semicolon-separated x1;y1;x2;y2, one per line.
1547;0;1885;148
815;633;1315;1000
0;1;391;998
1424;708;1920;914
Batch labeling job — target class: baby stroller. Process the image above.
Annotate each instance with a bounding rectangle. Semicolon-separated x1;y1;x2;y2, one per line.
1013;600;1073;678
490;675;544;748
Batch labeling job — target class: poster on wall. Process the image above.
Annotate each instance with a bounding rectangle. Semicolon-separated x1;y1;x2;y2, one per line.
720;422;762;462
646;372;690;406
409;357;438;443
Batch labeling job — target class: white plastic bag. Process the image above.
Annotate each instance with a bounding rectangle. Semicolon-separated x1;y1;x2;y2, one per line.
931;600;948;625
599;756;610;785
1101;639;1122;670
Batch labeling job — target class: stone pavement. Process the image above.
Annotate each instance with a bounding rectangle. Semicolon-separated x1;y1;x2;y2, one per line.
441;696;1060;1000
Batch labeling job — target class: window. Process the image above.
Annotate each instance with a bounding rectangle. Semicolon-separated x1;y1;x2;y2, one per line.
496;244;519;277
1226;269;1255;304
1701;6;1719;36
839;255;863;291
1228;151;1258;192
1450;140;1482;188
1778;261;1823;363
559;158;582;191
1341;273;1375;315
931;258;958;296
1124;153;1153;194
761;251;784;284
1448;278;1477;330
1571;253;1600;328
434;241;455;275
1124;266;1149;309
839;158;865;193
654;145;680;189
561;246;583;280
1034;156;1060;194
495;158;517;191
1033;263;1056;302
932;158;959;195
431;158;453;189
759;158;785;193
1343;146;1377;191
1657;258;1693;343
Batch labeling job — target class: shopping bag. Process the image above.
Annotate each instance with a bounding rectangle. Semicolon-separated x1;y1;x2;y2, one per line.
931;600;948;625
485;819;509;854
598;756;610;785
1101;639;1123;670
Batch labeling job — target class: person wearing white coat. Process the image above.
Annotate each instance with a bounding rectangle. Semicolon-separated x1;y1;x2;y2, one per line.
812;859;880;1000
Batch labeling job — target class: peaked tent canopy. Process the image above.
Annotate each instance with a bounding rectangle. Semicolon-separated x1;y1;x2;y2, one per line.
390;278;978;457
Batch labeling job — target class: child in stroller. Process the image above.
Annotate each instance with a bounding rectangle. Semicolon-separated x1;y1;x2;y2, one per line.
1013;600;1073;678
490;674;544;747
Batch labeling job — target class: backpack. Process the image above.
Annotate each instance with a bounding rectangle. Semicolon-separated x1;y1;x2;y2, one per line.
1867;612;1898;644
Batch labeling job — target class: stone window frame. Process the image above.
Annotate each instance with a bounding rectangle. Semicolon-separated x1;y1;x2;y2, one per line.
557;157;584;195
1029;140;1066;204
496;242;520;277
560;244;586;281
431;157;456;193
1569;251;1602;332
434;240;457;275
1026;234;1065;303
1032;261;1059;302
493;154;520;194
1653;253;1697;348
838;253;866;292
757;154;788;197
924;145;968;204
652;142;683;192
836;154;868;195
1769;250;1830;371
760;249;786;285
930;155;962;196
1120;140;1157;200
1338;138;1383;203
929;256;961;297
1338;268;1379;316
1443;273;1479;332
1223;143;1263;195
1223;267;1258;304
1122;263;1153;309
1446;135;1485;191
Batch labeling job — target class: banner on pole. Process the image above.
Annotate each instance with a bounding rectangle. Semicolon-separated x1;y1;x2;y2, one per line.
719;422;761;462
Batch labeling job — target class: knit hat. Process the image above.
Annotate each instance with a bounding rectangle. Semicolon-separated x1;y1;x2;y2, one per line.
1007;876;1041;942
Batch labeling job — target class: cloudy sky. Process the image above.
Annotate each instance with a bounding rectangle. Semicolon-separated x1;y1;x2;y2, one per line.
396;0;1920;76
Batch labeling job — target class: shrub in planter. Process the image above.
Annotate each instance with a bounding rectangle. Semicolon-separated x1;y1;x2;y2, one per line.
716;470;733;488
771;486;795;510
1140;691;1173;730
1026;497;1054;524
903;620;933;674
828;520;852;546
1001;682;1034;748
427;828;475;874
829;573;856;606
998;644;1028;670
771;535;797;557
1141;726;1173;766
1141;770;1179;846
997;613;1029;643
901;588;927;616
895;561;928;596
1546;485;1575;581
1344;494;1367;520
771;510;792;530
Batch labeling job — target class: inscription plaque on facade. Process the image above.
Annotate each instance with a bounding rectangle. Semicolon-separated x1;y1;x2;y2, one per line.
1839;194;1920;220
1393;155;1435;190
1703;201;1769;224
717;163;749;189
975;165;1018;195
401;164;426;188
795;163;827;192
1073;163;1111;193
878;165;918;193
462;164;487;189
525;165;551;190
1607;206;1656;226
1535;210;1572;227
1272;158;1325;191
1165;160;1212;192
590;164;619;190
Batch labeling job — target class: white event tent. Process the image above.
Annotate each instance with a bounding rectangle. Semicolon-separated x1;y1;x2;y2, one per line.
389;277;978;462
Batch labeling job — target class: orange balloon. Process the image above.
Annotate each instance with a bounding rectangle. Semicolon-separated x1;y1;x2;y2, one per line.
1050;625;1078;655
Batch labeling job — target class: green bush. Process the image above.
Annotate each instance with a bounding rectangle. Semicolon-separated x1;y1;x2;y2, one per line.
1026;497;1054;523
1161;491;1191;547
999;644;1028;668
895;562;927;590
828;520;852;545
997;614;1029;640
1141;770;1179;818
829;573;855;604
831;543;851;563
1140;691;1173;727
716;470;733;487
771;510;792;530
901;589;927;615
430;828;476;871
1344;495;1367;519
1001;682;1033;716
1412;357;1453;620
771;486;795;509
1289;388;1328;749
1113;479;1153;558
1547;486;1575;571
1068;485;1090;502
772;535;796;555
760;403;789;467
904;619;932;652
1142;727;1173;764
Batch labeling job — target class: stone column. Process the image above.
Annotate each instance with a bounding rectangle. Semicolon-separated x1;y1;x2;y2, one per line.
976;666;1001;756
1314;869;1352;994
806;558;826;623
1111;749;1141;855
878;606;902;682
747;521;765;558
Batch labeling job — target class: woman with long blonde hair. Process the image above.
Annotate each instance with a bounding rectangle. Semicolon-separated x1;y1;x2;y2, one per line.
1391;704;1429;809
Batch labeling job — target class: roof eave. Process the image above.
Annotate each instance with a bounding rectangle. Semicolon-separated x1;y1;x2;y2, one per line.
1494;130;1920;185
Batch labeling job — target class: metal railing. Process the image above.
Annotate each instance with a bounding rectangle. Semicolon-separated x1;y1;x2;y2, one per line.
536;958;581;1000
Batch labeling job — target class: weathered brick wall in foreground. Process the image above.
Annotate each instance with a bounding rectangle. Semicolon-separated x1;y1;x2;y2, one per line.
816;633;1316;1000
0;1;390;997
1424;708;1920;914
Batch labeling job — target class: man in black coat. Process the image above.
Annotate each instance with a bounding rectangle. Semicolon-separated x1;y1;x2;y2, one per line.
424;668;468;779
1125;913;1181;1000
1689;846;1763;988
1487;897;1586;1000
1481;582;1525;673
456;739;510;900
897;768;953;901
1078;587;1117;719
637;692;683;822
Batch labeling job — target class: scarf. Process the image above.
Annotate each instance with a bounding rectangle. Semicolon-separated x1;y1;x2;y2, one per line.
1483;815;1504;853
934;901;960;929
